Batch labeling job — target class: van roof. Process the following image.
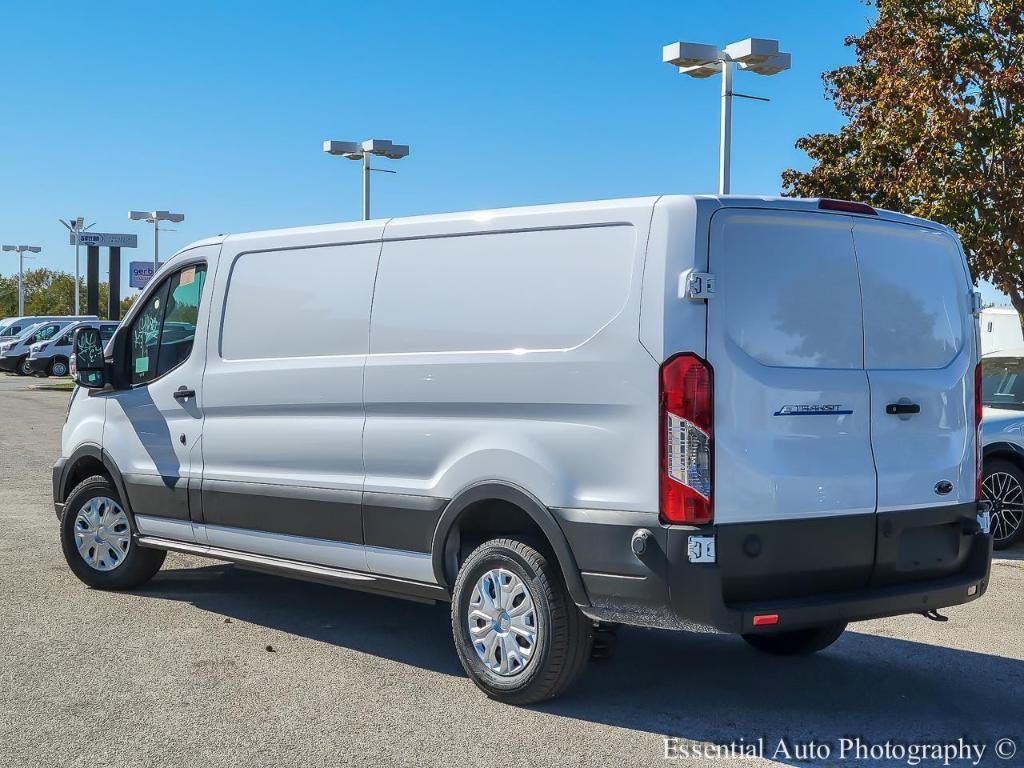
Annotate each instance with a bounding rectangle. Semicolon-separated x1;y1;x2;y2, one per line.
177;195;956;255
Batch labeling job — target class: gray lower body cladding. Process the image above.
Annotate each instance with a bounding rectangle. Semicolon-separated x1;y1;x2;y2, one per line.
552;504;993;633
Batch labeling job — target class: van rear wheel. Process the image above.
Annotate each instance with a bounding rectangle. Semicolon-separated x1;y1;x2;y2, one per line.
451;537;592;705
741;621;847;656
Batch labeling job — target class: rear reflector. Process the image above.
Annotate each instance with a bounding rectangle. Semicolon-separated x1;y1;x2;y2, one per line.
752;614;779;627
818;199;878;216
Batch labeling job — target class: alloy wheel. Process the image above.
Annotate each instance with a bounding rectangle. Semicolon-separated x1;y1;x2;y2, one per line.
982;471;1024;545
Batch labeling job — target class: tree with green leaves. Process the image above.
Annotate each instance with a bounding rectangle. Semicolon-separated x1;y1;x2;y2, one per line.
0;268;136;319
783;0;1024;314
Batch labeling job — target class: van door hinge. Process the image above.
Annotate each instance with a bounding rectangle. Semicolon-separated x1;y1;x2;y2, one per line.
971;290;984;316
680;270;716;301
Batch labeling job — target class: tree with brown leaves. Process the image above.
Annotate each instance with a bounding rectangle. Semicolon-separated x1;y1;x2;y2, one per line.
783;1;1024;314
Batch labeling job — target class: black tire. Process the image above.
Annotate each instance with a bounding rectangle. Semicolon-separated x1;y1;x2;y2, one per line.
16;356;31;376
49;357;69;377
451;537;592;705
982;458;1024;550
742;621;847;656
60;475;166;590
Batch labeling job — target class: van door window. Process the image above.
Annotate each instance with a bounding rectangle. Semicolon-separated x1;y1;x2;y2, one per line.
158;265;207;373
31;324;62;344
126;263;208;386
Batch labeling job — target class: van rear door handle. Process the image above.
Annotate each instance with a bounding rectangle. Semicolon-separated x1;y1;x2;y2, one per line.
173;387;196;400
885;402;920;415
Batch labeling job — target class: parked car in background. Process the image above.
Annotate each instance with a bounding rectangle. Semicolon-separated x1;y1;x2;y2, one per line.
980;347;1024;548
24;321;119;377
979;306;1024;356
0;315;98;341
0;320;75;375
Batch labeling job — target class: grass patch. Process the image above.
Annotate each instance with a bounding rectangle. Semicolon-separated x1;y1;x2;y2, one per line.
34;380;76;392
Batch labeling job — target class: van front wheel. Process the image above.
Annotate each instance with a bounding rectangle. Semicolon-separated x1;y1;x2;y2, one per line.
60;475;166;590
451;538;592;705
741;621;847;656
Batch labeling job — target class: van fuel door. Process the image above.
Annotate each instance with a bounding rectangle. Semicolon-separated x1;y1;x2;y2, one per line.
680;270;716;301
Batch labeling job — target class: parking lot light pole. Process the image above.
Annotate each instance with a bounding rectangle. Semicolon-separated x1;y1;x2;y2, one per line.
2;245;42;315
129;210;185;269
59;217;94;314
323;139;410;220
663;38;791;195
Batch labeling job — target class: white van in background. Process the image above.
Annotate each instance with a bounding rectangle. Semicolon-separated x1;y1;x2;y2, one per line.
55;195;992;704
978;306;1023;355
0;315;98;341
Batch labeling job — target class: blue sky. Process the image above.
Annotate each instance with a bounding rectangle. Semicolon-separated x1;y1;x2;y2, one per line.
0;0;1006;303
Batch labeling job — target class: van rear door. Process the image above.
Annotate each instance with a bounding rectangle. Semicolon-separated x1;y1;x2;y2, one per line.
852;221;979;585
705;209;878;599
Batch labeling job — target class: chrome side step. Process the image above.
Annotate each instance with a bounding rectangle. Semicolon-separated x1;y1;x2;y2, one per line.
136;535;446;604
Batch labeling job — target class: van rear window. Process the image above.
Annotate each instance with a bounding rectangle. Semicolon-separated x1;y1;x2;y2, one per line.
716;213;864;369
854;224;965;370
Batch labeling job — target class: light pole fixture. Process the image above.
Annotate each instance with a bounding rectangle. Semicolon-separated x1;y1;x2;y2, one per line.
59;216;95;314
2;245;42;316
663;38;791;195
323;138;410;220
129;210;185;269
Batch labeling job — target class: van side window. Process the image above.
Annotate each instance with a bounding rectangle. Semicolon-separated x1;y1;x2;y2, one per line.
158;265;207;373
32;324;61;343
127;263;207;386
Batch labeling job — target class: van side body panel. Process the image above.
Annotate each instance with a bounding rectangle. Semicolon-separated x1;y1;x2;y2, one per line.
196;222;385;572
362;201;660;526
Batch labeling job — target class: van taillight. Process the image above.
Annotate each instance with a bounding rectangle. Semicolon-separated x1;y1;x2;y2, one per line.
975;362;983;501
660;353;713;525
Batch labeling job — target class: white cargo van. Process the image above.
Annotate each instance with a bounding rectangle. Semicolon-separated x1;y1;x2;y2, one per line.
55;196;992;704
979;306;1023;355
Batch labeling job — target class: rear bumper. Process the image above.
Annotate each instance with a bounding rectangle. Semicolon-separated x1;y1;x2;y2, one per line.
553;505;993;634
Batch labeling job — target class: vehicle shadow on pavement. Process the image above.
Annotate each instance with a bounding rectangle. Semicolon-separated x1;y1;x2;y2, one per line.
138;561;465;676
138;560;1023;755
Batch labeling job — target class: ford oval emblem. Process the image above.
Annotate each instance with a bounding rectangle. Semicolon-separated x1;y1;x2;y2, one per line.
934;480;954;496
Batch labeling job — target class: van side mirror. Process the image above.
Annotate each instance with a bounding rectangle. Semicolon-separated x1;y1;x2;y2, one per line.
72;326;106;389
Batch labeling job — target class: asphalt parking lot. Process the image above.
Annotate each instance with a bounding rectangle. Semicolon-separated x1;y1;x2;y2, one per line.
1;374;1022;768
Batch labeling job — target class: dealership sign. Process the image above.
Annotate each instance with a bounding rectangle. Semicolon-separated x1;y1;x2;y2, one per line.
69;232;139;249
129;261;164;289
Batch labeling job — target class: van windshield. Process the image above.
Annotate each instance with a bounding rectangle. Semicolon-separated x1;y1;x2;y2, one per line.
981;356;1024;410
12;323;43;342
